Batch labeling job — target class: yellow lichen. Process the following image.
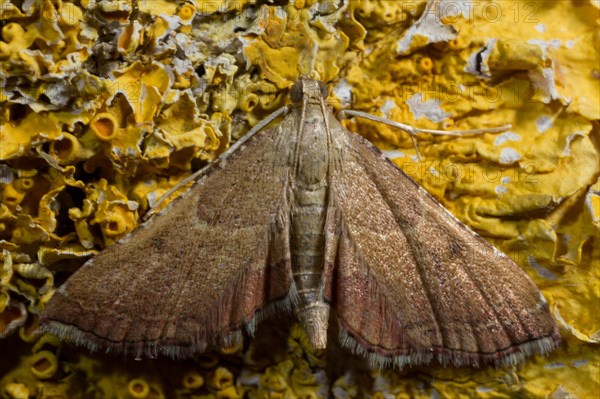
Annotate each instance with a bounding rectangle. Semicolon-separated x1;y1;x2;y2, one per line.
29;350;58;380
178;3;196;23
216;386;243;399
258;362;293;397
0;112;63;160
196;353;220;370
0;0;598;397
1;183;25;208
31;333;61;354
416;56;434;73
67;179;139;246
49;132;94;165
128;378;151;399
3;383;29;399
182;370;204;390
0;298;26;338
90;112;119;142
207;367;234;391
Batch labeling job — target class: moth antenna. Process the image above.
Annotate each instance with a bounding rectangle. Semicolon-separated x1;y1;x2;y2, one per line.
337;109;512;160
35;146;67;172
545;100;571;127
409;135;422;161
319;91;335;177
144;105;290;221
293;94;308;176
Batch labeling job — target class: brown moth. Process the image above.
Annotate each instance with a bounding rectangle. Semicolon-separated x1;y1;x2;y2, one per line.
41;78;560;368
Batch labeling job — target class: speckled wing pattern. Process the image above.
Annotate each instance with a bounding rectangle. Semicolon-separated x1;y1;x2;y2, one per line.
41;127;293;358
329;128;560;368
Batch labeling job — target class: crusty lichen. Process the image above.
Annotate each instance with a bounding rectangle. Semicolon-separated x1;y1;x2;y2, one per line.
1;0;599;398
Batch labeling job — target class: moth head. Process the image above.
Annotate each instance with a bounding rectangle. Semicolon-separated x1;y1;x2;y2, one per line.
290;78;329;103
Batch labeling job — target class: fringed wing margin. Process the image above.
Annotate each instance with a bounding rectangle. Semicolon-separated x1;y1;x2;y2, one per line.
329;128;560;368
41;127;294;359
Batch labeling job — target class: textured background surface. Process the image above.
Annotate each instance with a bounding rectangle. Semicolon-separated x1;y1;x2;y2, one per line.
0;0;598;397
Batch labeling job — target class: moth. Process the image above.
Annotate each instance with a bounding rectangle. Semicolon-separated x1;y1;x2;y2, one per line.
41;78;560;368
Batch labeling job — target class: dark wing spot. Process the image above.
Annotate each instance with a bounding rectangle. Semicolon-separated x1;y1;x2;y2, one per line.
449;240;465;256
152;237;166;251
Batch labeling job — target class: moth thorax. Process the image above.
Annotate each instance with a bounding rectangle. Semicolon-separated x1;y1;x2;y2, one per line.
290;79;328;103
